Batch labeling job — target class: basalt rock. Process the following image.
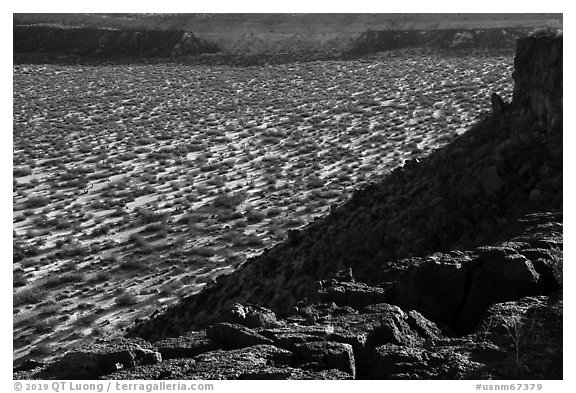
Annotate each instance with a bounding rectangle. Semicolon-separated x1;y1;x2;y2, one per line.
491;93;509;116
206;323;274;350
293;341;356;378
317;279;388;310
219;303;280;328
371;343;491;379
153;331;215;360
104;358;197;380
15;338;162;380
512;34;562;132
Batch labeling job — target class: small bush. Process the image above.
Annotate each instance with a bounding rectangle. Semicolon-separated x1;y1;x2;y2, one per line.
115;292;138;307
25;195;50;209
42;272;84;289
13;271;27;287
13;166;32;177
213;192;246;209
246;210;266;223
14;288;46;307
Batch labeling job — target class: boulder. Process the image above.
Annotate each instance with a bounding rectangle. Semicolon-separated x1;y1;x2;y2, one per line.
371;343;487;379
220;303;280;328
207;323;274;349
292;302;357;323
183;345;295;379
318;281;388;310
43;338;161;379
259;329;324;349
104;358;196;380
406;310;442;340
387;257;471;328
364;306;422;348
457;248;541;333
491;93;507;116
153;330;215;359
293;341;356;378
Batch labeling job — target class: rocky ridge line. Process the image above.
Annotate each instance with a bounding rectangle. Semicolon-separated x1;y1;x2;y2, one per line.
14;26;534;65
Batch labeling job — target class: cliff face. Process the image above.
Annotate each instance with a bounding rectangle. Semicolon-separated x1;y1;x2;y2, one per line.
13;26;219;60
345;28;528;56
512;35;562;131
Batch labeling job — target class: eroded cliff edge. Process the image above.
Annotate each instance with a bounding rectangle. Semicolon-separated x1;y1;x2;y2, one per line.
15;34;562;380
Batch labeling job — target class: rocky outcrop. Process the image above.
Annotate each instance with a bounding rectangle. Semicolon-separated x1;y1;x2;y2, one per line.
14;338;162;379
206;323;274;349
153;331;214;360
512;35;562;131
491;93;508;116
16;244;562;380
219;303;280;328
345;28;529;57
379;212;562;334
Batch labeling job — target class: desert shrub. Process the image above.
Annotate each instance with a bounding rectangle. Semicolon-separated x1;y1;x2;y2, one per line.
25;195;50;209
13;166;32;177
59;259;78;272
57;242;89;258
119;152;138;161
115;291;139;307
338;173;352;182
42;272;84;289
28;343;52;357
140;209;168;224
14;242;39;262
75;313;99;327
141;222;169;234
261;136;280;145
78;143;92;153
213;192;246;209
14;288;46;307
13;271;27;287
119;256;147;270
207;176;225;187
170;181;183;190
246;210;266;223
244;235;264;246
188;246;218;257
265;207;282;217
306;176;324;189
33;317;59;334
88;271;112;283
91;223;112;237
